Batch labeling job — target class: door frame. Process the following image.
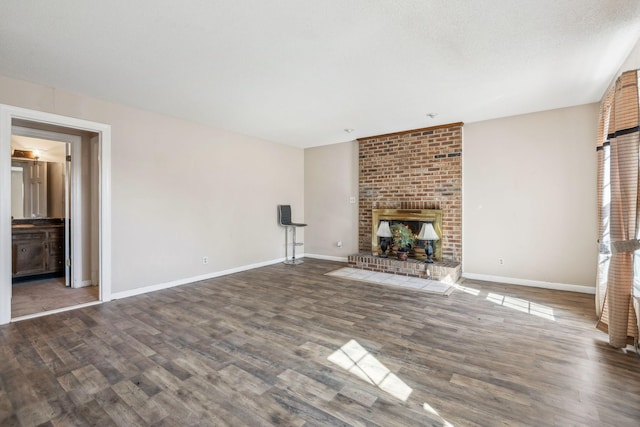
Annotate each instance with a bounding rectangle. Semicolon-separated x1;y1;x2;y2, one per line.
0;104;112;324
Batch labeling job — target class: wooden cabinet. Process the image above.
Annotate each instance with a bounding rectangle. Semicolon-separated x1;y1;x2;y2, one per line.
12;234;46;276
47;235;65;273
12;226;64;278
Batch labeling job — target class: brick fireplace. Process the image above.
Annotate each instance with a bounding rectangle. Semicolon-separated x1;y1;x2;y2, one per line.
348;123;462;281
358;123;463;262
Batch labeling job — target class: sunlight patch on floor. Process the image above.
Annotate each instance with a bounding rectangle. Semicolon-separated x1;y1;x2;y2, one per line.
451;283;481;296
423;403;455;427
486;292;555;320
328;339;412;401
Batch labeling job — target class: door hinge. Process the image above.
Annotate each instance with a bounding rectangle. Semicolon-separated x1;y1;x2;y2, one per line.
66;258;71;267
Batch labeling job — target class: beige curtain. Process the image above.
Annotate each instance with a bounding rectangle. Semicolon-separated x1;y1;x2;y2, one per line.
596;70;640;348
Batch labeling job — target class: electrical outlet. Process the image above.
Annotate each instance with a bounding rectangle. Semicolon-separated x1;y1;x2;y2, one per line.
498;258;504;265
203;256;208;265
349;196;356;204
337;241;343;248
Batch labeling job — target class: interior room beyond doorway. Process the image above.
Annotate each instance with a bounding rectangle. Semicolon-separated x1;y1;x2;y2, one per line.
10;124;100;319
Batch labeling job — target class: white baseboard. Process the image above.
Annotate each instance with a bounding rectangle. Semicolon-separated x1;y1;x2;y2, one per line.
462;272;595;294
111;258;286;300
111;258;597;310
74;279;94;288
304;253;348;262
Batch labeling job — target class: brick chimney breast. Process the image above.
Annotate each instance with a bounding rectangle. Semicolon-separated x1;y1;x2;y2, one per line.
357;123;463;262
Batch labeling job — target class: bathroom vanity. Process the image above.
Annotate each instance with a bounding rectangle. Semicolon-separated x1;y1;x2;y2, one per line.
12;220;65;279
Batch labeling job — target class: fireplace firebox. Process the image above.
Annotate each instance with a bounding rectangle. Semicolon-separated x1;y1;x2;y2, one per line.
371;209;443;261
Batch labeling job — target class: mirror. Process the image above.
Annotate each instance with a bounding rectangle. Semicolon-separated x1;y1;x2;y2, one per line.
11;136;68;220
11;165;24;218
11;159;65;219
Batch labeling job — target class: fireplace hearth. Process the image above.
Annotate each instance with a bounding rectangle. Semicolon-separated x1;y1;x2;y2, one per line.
347;254;461;283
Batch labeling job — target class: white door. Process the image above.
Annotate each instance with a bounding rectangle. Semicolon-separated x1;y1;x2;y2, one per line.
64;142;71;287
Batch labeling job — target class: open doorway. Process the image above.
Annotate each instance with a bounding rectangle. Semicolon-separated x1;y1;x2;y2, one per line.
0;105;112;324
10;129;99;317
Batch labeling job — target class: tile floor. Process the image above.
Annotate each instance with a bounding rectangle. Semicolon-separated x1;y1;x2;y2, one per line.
11;276;100;318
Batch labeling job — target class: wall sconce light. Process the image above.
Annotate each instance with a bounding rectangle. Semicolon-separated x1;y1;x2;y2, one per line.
418;223;440;263
12;149;38;160
376;221;392;258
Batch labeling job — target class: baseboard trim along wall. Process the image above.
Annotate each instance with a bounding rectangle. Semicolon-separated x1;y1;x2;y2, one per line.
75;280;94;288
111;257;289;300
83;256;598;315
462;272;596;294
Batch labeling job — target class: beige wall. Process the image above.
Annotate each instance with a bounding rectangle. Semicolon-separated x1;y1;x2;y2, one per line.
1;72;603;293
304;141;359;259
0;74;304;293
463;103;600;288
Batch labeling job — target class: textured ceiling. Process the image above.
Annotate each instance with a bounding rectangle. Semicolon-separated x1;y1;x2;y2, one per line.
1;1;640;148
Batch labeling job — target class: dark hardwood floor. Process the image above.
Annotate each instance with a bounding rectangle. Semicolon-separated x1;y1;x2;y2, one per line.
0;259;638;426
